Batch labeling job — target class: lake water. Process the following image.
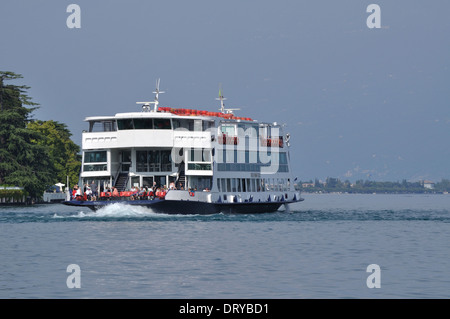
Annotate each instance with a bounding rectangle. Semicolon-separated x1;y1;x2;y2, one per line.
1;193;449;299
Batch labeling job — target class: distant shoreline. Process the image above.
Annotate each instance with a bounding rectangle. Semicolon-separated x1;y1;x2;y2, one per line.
296;178;450;195
300;191;449;195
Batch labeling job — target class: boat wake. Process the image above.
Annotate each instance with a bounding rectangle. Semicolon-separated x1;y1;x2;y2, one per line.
53;203;190;220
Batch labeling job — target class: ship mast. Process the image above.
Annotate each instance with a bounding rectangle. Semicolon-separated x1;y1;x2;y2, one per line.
136;78;165;112
216;84;240;114
216;84;227;114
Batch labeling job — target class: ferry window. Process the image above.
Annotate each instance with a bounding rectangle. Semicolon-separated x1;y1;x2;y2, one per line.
174;119;193;131
122;151;131;163
134;118;153;129
172;119;180;129
251;179;256;192
226;179;231;192
89;121;100;132
280;153;288;165
188;163;212;170
84;151;107;163
203;150;211;162
189;149;211;162
231;178;237;192
241;178;246;192
154;118;172;129
221;125;235;136
237;124;258;138
136;151;148;172
161;150;172;171
89;121;116;132
117;119;134;130
203;120;214;131
189;149;201;162
221;179;226;193
103;121;116;131
194;120;202;132
260;125;270;138
136;150;172;172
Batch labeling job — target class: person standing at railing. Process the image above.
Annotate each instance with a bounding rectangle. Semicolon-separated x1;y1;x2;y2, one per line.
90;181;98;201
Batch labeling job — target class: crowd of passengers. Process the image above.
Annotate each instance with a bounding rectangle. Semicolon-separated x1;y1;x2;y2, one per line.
71;181;187;201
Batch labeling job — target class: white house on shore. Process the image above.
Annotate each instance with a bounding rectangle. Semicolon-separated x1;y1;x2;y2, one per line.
423;180;435;189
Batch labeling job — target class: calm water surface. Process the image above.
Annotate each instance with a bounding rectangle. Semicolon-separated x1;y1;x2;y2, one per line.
1;193;449;298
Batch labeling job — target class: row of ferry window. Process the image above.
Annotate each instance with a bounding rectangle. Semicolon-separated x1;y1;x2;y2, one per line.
89;119;215;132
88;119;275;136
84;149;288;164
82;149;289;173
217;178;291;193
216;150;288;164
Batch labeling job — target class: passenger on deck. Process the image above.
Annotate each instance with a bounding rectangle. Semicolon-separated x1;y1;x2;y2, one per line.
85;186;92;200
138;187;146;200
75;185;83;200
90;181;98;201
130;186;139;200
72;184;78;199
112;187;119;197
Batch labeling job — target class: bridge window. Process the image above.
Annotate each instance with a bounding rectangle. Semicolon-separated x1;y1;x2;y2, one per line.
133;118;153;129
89;121;117;132
117;119;134;130
117;118;172;130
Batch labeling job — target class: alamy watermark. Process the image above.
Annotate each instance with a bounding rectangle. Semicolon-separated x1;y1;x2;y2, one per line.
367;4;381;29
66;264;81;288
65;4;381;30
66;4;81;29
366;264;381;288
169;125;284;175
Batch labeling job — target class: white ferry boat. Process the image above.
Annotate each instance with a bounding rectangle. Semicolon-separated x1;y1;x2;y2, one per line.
63;81;303;213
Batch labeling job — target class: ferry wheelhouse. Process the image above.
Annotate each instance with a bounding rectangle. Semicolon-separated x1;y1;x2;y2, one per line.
64;82;302;213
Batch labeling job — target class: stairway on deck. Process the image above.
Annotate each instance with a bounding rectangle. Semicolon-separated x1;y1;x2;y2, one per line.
176;164;186;189
114;173;128;192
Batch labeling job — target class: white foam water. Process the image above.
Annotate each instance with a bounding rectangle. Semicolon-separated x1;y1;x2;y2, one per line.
52;203;192;219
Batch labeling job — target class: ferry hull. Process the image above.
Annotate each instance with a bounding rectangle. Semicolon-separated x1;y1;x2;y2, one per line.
62;199;300;214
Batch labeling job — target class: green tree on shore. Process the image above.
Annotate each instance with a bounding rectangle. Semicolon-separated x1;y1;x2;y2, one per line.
0;71;81;200
27;120;81;187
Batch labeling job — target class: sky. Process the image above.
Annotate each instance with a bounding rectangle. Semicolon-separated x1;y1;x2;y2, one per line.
1;0;449;182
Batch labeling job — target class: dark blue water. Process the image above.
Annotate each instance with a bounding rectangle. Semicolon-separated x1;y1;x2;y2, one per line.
1;194;449;298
